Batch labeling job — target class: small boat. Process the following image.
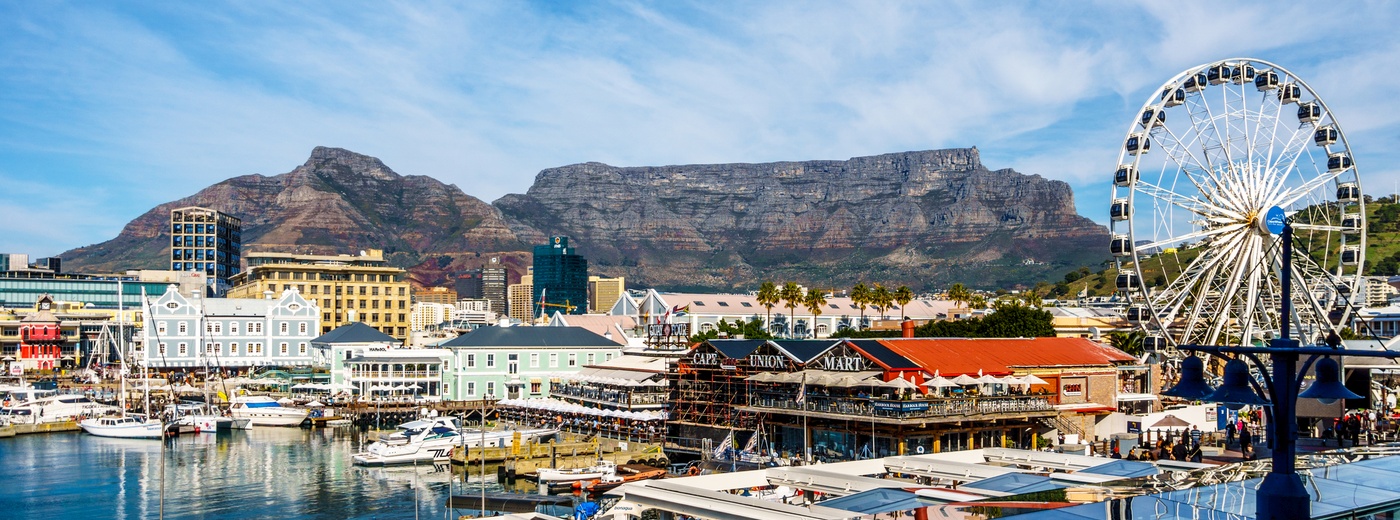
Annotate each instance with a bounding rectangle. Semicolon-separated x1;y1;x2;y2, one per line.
566;465;667;493
537;460;617;483
78;413;163;439
1;394;119;425
229;396;310;427
352;423;463;466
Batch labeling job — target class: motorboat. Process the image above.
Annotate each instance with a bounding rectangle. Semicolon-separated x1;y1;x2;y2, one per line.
229;395;310;427
352;423;464;466
380;417;460;441
0;394;119;425
537;460;617;483
457;426;557;448
78;413;163;439
176;414;250;432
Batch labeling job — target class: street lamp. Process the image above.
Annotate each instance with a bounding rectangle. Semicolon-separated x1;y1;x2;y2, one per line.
1160;220;1398;520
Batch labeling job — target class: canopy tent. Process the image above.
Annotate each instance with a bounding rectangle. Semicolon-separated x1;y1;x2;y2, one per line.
276;397;295;405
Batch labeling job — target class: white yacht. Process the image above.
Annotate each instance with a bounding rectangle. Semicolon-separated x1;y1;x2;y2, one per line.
352;421;464;466
537;460;618;482
79;413;163;439
229;396;309;427
0;394;119;425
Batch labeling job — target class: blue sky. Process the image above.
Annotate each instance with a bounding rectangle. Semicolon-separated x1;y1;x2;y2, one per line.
3;1;1399;257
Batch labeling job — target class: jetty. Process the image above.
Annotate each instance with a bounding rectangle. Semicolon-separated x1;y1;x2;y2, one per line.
450;433;668;477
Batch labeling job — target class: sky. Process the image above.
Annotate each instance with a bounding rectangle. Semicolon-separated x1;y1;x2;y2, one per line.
3;1;1399;257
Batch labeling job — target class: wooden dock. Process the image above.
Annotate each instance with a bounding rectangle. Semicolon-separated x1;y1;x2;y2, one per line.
450;435;668;477
2;420;80;436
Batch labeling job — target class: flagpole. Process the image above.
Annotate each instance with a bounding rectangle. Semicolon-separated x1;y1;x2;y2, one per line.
800;372;809;464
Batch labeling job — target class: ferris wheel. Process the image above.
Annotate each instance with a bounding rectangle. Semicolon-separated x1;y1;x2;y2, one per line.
1108;58;1364;350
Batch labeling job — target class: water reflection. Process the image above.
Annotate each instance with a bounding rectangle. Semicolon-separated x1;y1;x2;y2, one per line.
0;428;545;520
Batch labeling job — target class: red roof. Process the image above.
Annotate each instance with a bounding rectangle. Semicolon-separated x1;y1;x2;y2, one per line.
876;337;1136;377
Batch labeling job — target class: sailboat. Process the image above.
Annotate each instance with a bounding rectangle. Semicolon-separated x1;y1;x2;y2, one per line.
174;311;245;432
79;281;163;439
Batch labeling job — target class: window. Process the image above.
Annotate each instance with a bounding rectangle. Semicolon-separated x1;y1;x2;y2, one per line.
568;353;577;367
741;302;753;307
298;323;307;335
158;323;167;335
178;322;187;335
250;322;262;334
158;342;167;356
252;342;263;354
530;353;540;368
230;322;239;334
230;343;239;355
466;381;476;397
693;301;704;307
587;353;595;365
485;382;496;398
718;301;729;307
486;354;496;368
279;322;288;334
466;354;476;368
298;342;307;355
178;343;188;356
530;382;542;394
279;342;288;355
205;343;215;355
549;353;558;367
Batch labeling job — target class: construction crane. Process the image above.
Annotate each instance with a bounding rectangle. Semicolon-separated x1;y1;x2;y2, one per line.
537;300;578;321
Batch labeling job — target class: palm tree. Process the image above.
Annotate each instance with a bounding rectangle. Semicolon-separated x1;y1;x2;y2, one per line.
970;294;987;310
756;281;779;334
851;283;870;330
803;289;828;338
871;284;893;319
779;282;803;338
947;283;971;310
894;286;913;320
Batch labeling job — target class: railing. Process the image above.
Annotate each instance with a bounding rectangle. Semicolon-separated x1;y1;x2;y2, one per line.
550;385;669;407
745;392;1054;421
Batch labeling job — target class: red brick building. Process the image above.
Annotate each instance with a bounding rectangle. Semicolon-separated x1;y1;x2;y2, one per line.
18;295;62;371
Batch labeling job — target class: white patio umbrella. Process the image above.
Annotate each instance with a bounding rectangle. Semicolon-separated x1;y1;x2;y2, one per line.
976;374;1001;385
923;376;959;389
305;400;326;408
951;374;980;385
1022;374;1049;385
276;397;295;405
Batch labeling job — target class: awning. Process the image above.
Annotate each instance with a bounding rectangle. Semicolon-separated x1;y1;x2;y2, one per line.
1116;393;1159;402
1055;403;1117;414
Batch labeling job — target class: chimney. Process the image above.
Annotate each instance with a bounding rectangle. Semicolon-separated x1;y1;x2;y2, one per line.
902;319;916;338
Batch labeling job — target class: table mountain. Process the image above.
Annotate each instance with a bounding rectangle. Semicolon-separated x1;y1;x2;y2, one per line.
60;147;1109;291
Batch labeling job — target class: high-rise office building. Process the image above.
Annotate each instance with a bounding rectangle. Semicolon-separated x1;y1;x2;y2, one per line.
413;286;458;305
532;237;587;316
588;276;625;313
507;273;534;322
170;206;242;294
482;257;508;315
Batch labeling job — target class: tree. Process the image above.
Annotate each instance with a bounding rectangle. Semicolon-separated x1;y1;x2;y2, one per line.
1107;330;1147;356
871;284;893;319
689;317;774;342
779;282;803;338
804;289;828;338
913;300;1055;338
947;283;971;310
894;286;914;320
756;281;779;334
851;283;870;330
970;294;988;310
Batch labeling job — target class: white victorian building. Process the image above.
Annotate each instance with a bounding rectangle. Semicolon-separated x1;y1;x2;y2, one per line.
141;285;320;369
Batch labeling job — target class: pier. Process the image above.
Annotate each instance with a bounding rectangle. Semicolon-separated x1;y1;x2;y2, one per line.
449;433;668;477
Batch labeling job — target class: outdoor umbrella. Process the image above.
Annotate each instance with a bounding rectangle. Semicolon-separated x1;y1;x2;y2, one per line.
952;374;980;385
745;372;775;382
923;376;959;389
305;400;325;408
1022;374;1049;385
830;375;864;388
883;377;921;391
1151;414;1192;429
276;397;295;405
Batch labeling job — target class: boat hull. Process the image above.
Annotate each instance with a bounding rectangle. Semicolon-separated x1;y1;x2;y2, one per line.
231;409;310;427
79;418;163;439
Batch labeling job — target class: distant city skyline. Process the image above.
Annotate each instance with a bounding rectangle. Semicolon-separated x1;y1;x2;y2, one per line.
3;2;1399;256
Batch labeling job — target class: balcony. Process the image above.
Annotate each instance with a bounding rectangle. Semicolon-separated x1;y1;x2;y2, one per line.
741;391;1054;424
551;383;669;409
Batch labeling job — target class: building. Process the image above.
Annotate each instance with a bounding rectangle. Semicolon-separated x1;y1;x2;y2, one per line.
438;326;623;401
310;322;422;396
0;271;200;310
588;276;625;314
409;302;454;332
141;285;320;369
169;206;242;294
482;257;508;315
508;273;535;322
532;237;587;316
226;249;410;339
413;286;457;305
16;295;62;371
1365;276;1397;307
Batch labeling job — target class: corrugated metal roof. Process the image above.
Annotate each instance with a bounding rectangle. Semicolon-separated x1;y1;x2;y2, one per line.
770;340;840;363
441;326;620;348
877;337;1135;376
704;339;766;359
844;339;920;370
311;322;398;344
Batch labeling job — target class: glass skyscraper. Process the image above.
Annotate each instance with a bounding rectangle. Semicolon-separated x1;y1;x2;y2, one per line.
531;236;587;317
170;206;242;294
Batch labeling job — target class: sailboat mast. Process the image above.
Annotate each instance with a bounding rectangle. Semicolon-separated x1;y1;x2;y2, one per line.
142;287;151;416
118;279;126;413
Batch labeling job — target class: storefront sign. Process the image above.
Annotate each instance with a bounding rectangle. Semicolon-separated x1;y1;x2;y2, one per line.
748;354;787;369
1127;420;1141;434
693;352;719;365
818;356;864;372
1062;383;1083;396
873;401;930;412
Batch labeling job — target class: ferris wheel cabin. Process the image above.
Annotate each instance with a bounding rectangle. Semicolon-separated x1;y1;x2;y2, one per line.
1298;102;1323;124
1114;165;1137;187
1314;126;1340;146
1110;199;1131;221
1207;64;1231;85
1231;64;1256;84
1278;83;1302;104
1255;70;1280;91
1342;213;1363;233
1110;235;1133;256
1142;336;1168;353
1126;305;1149;323
1183;72;1208;92
1328;153;1354;173
1341;246;1361;266
1140;107;1165;128
1160;88;1185;108
1125;134;1151;155
1337;182;1360;202
1115;272;1140;291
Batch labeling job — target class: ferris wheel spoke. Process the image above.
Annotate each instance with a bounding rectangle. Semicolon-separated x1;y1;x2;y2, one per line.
1150;125;1217;192
1273;170;1343;208
1136;224;1244;253
1134;180;1238;220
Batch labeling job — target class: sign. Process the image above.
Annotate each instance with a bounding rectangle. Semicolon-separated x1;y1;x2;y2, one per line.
693;352;719;365
8;363;20;376
873;401;930;412
818;356;864;372
1127;420;1142;434
1062;383;1083;396
748;354;786;369
1265;206;1286;235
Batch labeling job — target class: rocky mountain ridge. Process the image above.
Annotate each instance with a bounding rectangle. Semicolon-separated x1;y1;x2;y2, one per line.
60;147;1110;290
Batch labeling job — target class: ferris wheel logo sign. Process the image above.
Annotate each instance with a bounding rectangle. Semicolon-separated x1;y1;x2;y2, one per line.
1265;206;1286;235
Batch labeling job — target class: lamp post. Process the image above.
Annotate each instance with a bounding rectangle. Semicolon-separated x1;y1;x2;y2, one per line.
1162;220;1400;520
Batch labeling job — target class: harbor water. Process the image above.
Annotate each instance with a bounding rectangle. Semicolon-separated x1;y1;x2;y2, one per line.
0;427;557;519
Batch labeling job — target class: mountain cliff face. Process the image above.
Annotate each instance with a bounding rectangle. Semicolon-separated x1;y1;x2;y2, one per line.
496;148;1108;290
61;147;1109;291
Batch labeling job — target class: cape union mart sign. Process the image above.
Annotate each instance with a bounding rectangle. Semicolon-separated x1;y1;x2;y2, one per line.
748;354;787;369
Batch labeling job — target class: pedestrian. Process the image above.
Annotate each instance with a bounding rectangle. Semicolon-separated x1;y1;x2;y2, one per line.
1171;441;1186;461
1189;425;1203;448
1111;444;1122;459
1239;426;1254;459
1189;442;1203;463
1226;421;1236;447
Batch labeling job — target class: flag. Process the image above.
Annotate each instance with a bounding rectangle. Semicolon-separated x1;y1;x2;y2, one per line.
742;429;760;454
714;431;734;459
537;288;547;318
671;304;690;316
796;373;807;404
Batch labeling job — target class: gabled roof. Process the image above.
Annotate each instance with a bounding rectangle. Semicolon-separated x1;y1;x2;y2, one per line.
877;337;1136;376
770;340;841;364
609;294;639;316
843;339;920;370
637;289;670;317
702;339;766;359
441;326;619;348
312;322;398;345
547;314;634;344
